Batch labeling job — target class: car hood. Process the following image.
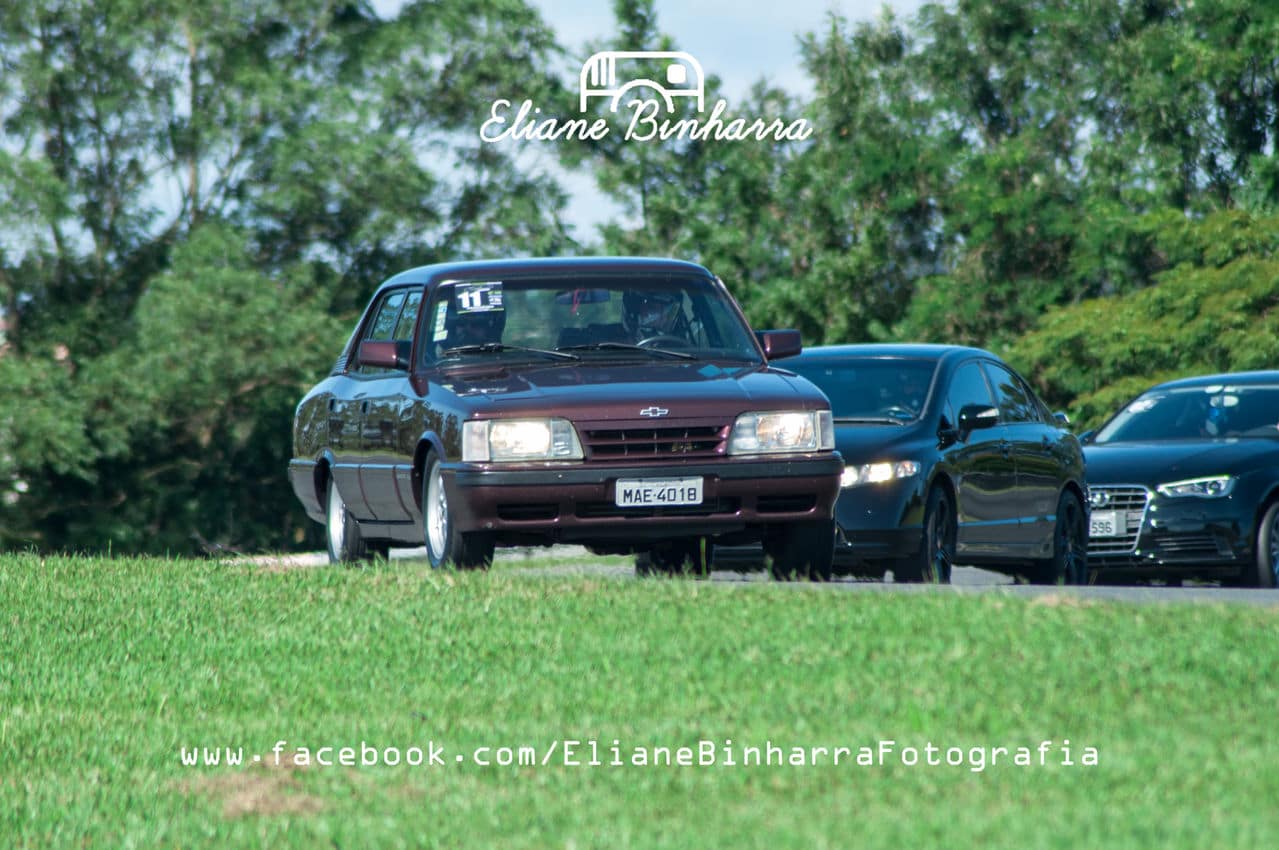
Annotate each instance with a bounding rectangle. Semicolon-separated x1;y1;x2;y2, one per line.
1084;439;1279;486
832;422;923;463
433;360;823;418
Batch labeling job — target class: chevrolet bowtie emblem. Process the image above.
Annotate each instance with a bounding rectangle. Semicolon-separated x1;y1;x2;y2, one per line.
639;406;669;417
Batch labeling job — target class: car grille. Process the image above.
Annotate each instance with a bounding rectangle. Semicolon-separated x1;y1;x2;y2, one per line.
1149;531;1227;558
1087;485;1150;556
574;497;740;519
581;422;730;460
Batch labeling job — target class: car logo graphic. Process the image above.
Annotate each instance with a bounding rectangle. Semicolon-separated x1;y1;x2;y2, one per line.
639;406;669;417
1089;490;1111;508
579;51;706;113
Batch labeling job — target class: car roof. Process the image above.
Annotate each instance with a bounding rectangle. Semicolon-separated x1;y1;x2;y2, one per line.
794;343;999;363
378;256;714;289
1152;370;1279;390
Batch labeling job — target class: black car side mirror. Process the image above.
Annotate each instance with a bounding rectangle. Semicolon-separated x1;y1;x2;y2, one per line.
754;329;802;360
1079;429;1095;445
957;404;999;435
358;340;409;371
1053;411;1071;426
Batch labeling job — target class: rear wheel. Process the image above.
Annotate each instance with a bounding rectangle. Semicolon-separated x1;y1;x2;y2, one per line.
326;477;369;564
423;454;494;569
766;520;835;581
1247;501;1279;588
1029;490;1088;585
894;486;954;583
635;538;713;577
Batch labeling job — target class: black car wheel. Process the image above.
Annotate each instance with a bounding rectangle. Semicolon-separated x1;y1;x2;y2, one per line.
1029;490;1089;585
1249;501;1279;589
423;455;494;570
635;538;713;577
766;520;835;581
894;486;954;584
326;477;370;564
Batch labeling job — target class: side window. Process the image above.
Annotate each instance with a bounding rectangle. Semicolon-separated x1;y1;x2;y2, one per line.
945;361;995;425
392;290;423;342
984;363;1039;424
355;290;409;375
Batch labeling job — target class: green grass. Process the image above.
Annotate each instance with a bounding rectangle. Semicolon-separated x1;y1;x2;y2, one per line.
2;554;1276;848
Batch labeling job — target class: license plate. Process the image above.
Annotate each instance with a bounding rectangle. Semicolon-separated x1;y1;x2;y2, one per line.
614;477;704;508
1090;510;1123;538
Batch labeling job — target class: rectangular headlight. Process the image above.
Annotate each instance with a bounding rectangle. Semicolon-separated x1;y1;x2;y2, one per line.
841;461;920;488
1156;475;1235;499
728;410;829;455
462;418;584;462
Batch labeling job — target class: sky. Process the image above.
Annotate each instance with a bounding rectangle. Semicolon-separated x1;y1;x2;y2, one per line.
525;0;927;238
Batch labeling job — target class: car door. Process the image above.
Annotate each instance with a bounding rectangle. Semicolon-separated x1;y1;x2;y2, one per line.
983;362;1059;553
942;359;1017;555
355;288;423;522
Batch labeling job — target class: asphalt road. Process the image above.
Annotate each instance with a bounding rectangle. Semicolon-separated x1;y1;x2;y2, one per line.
249;546;1279;607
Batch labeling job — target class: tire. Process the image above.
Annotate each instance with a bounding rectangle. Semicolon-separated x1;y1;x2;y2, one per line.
326;477;369;564
893;486;955;584
1029;490;1089;585
765;520;835;581
635;538;713;577
1247;501;1279;589
423;454;494;569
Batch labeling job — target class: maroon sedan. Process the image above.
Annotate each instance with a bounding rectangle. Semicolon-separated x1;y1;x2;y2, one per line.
289;257;842;578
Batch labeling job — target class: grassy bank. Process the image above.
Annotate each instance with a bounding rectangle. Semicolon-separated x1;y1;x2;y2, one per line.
1;554;1275;848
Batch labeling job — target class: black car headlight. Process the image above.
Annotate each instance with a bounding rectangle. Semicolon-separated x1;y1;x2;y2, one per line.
841;461;920;489
1155;475;1235;499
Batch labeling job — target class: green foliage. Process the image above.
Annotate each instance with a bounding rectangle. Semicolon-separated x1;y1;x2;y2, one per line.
1011;209;1279;428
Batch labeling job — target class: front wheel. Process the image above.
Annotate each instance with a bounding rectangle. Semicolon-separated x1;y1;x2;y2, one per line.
766;520;835;581
1029;490;1088;585
1247;501;1279;588
423;455;494;569
893;485;954;583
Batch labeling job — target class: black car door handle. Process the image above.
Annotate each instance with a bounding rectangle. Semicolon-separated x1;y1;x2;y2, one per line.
1041;435;1052;449
999;440;1011;457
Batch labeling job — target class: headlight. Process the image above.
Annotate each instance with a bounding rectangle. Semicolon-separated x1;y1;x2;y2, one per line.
841;461;921;488
462;418;584;462
728;410;834;455
1156;475;1235;499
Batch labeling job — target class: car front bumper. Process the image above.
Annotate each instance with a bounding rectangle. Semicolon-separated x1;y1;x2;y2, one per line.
1088;489;1253;577
446;455;843;544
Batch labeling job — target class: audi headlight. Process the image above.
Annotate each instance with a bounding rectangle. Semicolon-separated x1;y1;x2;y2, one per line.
462;418;584;462
841;461;921;488
1156;475;1235;499
728;410;834;455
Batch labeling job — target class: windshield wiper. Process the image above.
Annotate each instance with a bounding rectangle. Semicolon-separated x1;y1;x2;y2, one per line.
834;416;909;424
440;343;579;361
556;342;695;360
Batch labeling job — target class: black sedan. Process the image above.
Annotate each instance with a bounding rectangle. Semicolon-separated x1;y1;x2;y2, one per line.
718;344;1088;583
1083;371;1279;587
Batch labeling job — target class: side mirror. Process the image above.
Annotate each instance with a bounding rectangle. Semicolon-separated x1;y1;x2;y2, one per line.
358;340;409;371
1079;429;1095;445
1053;411;1071;426
957;404;999;434
755;329;802;360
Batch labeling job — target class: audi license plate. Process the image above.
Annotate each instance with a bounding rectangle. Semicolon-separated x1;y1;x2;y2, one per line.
1090;510;1122;538
614;477;703;508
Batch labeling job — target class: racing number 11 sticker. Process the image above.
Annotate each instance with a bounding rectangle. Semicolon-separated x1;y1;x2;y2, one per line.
456;282;504;313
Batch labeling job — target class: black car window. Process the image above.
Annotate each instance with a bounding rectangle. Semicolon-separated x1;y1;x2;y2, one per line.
944;361;995;426
984;362;1039;424
1095;385;1279;442
788;358;937;422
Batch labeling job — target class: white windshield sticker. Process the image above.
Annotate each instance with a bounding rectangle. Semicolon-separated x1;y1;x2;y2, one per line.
432;302;449;341
456;282;504;314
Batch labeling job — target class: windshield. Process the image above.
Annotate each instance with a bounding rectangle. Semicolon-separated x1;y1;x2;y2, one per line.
788;357;937;422
419;275;760;365
1094;385;1279;443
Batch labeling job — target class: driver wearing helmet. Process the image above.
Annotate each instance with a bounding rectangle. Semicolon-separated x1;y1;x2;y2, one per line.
447;307;506;348
622;290;685;344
